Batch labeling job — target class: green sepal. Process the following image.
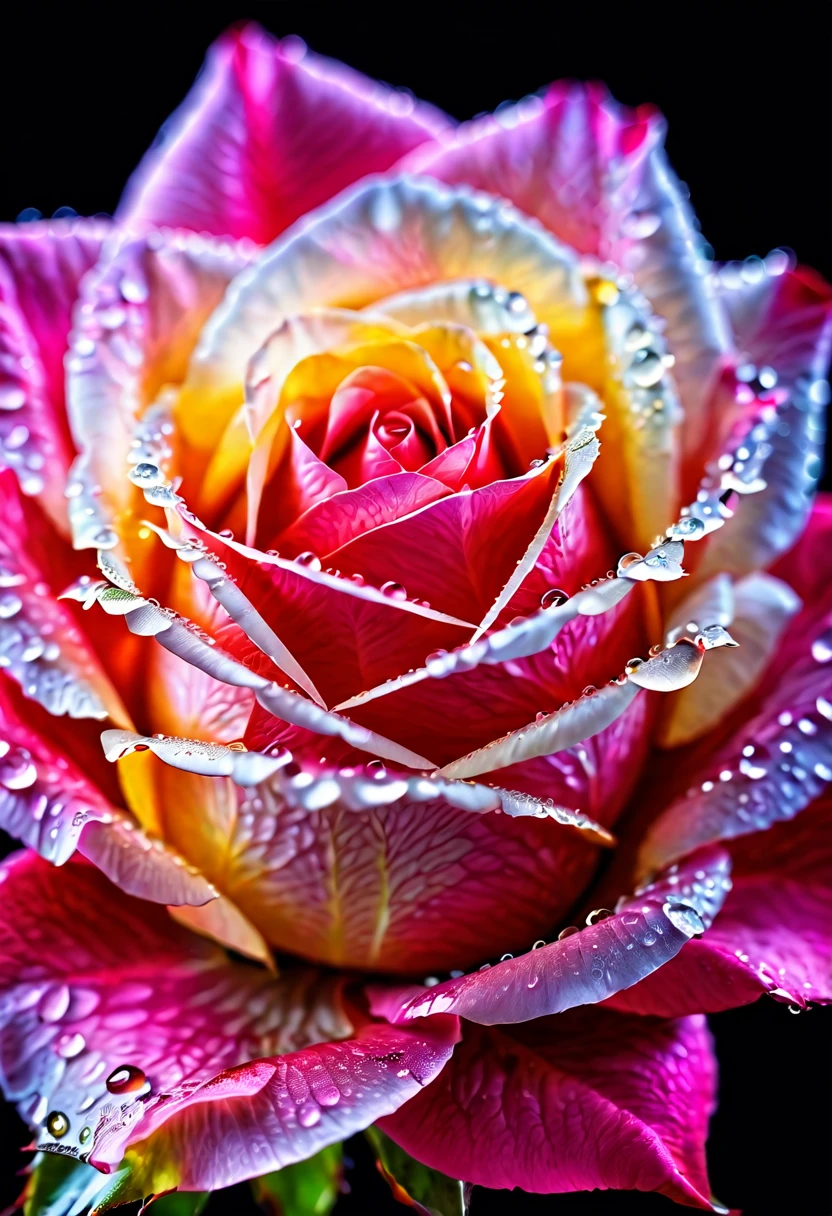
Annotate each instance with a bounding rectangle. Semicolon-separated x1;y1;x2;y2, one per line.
365;1127;470;1215
250;1144;343;1216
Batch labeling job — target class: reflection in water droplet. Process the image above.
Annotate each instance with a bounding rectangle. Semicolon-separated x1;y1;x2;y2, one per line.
79;1126;92;1145
295;551;322;571
297;1101;322;1128
663;901;705;937
380;581;407;600
46;1111;69;1138
106;1064;147;1094
585;908;614;926
642;931;657;947
540;587;568;609
558;926;579;940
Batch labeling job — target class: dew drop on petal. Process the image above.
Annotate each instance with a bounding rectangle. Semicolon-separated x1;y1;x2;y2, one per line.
106;1064;147;1094
663;901;705;937
297;1101;321;1128
46;1111;69;1138
541;588;569;609
558;925;579;940
295;551;322;571
380;581;407;600
585;908;614;926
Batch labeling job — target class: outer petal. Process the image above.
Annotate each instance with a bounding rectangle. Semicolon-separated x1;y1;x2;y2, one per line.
608;796;832;1016
404;82;732;456
0;219;108;528
0;853;357;1173
381;847;729;1025
0;681;214;906
118;25;451;244
698;263;832;579
380;1007;721;1210
638;600;832;874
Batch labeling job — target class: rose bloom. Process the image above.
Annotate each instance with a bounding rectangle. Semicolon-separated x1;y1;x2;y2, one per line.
1;23;831;1213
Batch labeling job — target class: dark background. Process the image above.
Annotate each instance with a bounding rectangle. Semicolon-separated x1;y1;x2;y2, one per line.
0;7;830;1215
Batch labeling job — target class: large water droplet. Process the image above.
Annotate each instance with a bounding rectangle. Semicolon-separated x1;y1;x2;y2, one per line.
585;908;614;926
295;551;322;571
380;581;407;600
106;1064;147;1094
127;462;165;488
541;588;568;609
558;925;579;940
297;1101;321;1128
629;350;664;388
811;632;832;663
46;1110;69;1138
663;901;705;937
0;592;23;619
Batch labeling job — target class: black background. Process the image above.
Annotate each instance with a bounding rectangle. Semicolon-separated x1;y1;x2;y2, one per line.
0;7;830;1215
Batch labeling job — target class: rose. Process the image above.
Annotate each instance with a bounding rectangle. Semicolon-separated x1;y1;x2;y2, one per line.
0;23;830;1213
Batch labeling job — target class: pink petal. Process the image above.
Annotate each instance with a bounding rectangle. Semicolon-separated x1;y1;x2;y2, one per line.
638;599;832;874
0;852;366;1180
772;492;832;606
96;1018;460;1187
382;847;729;1025
172;761;611;973
380;1007;720;1209
0;682;213;906
698;264;832;578
275;472;452;556
118;25;450;244
322;460;562;626
405;82;732;456
65;228;254;553
0;469;129;725
607;796;831;1016
255;423;348;544
180;523;471;712
0;219;108;527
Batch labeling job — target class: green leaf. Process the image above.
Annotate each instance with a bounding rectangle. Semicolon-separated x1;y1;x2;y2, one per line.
250;1145;343;1216
23;1154;118;1216
365;1128;470;1216
148;1192;210;1216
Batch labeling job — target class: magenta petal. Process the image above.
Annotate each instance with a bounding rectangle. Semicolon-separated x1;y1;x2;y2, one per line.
380;1007;720;1209
0;853;360;1172
0;679;213;906
384;847;730;1026
608;797;832;1016
699;265;832;577
94;1018;460;1187
276;472;452;556
638;602;832;874
0;219;108;526
118;25;450;244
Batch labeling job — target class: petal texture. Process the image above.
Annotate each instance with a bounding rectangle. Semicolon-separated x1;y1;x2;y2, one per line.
381;1007;720;1210
119;25;450;244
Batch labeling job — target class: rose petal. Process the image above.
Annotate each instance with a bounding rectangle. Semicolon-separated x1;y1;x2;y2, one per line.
65;229;254;555
698;265;832;578
383;846;729;1025
380;1007;721;1210
118;25;450;244
0;853;355;1168
658;572;802;747
0;469;130;725
772;492;832;606
0;682;214;906
0;219;108;528
405;82;732;458
177;176;584;451
608;797;831;1015
639;603;832;874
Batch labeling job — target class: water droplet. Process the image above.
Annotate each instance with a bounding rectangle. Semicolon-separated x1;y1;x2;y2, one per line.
380;581;407;600
585;908;614;926
541;588;568;609
527;976;539;989
663;901;705;937
621;912;640;927
79;1126;91;1145
642;931;657;946
38;984;70;1023
295;551;322;571
127;462;165;488
0;592;22;619
582;685;597;697
106;1064;147;1094
297;1101;321;1128
629;350;664;388
531;939;546;950
811;633;832;663
425;649;450;677
57;1032;86;1058
558;926;579;940
46;1111;69;1138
